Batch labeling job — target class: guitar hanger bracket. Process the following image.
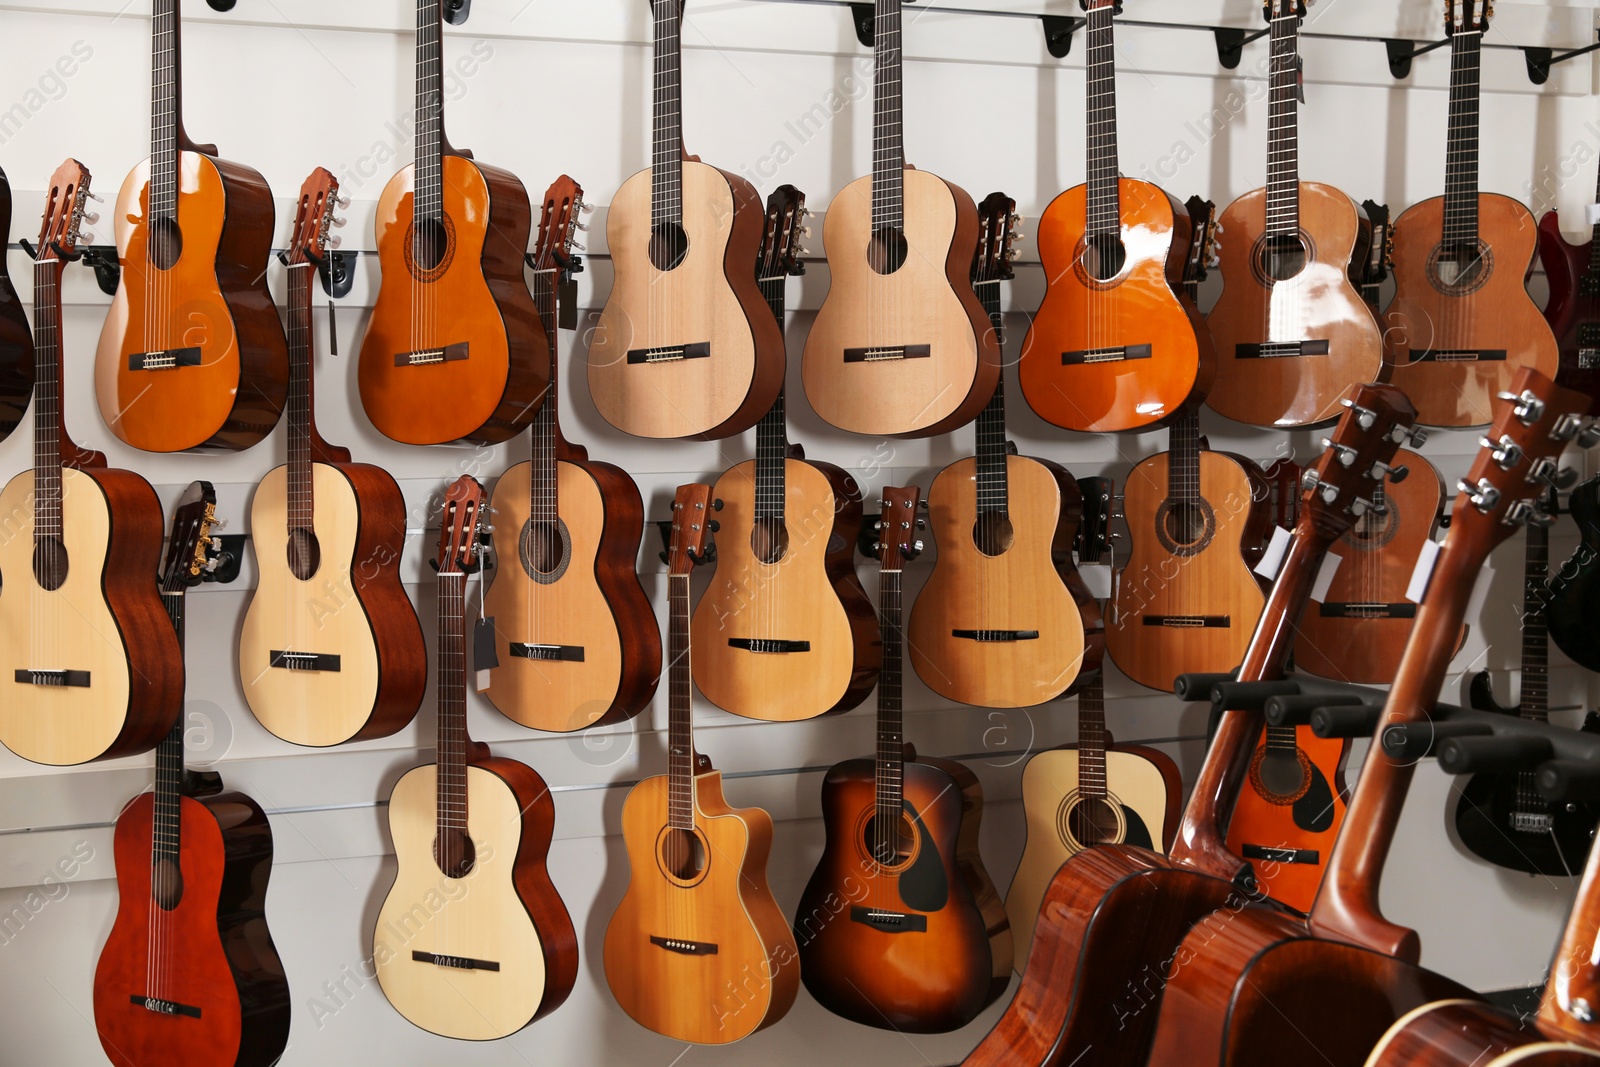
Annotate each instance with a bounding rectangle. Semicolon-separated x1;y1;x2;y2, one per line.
1041;16;1084;59
849;0;917;49
316;251;356;300
1524;30;1600;86
80;247;120;296
444;0;471;26
1384;37;1448;80
204;0;236;10
1214;27;1267;70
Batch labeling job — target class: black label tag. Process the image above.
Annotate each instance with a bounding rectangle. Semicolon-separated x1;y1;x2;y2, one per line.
473;616;499;671
558;278;579;331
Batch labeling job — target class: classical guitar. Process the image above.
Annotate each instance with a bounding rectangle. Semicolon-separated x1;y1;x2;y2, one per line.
1547;474;1600;671
0;161;181;766
691;185;879;720
1538;156;1600;412
962;383;1420;1067
587;0;784;440
800;0;999;437
93;0;287;453
0;166;33;442
797;485;1010;1032
1004;476;1182;972
239;168;426;747
1205;0;1384;429
373;476;577;1039
357;0;546;446
1018;0;1212;433
485;175;661;732
1141;371;1593;1067
603;484;799;1043
1385;0;1560;428
1455;496;1598;877
909;192;1090;707
94;483;289;1067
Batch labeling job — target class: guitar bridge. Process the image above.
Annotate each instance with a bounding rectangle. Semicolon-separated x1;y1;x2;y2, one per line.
1240;844;1320;865
129;994;201;1018
1142;615;1230;628
952;629;1040;642
843;344;930;363
1061;343;1152;365
412;951;499;972
394;342;469;367
268;651;341;672
510;642;585;662
627;342;709;364
14;669;91;687
1512;812;1554;834
849;906;928;933
650;935;718;956
1234;340;1331;360
1408;348;1508;363
727;638;810;654
127;347;201;371
1318;602;1416;620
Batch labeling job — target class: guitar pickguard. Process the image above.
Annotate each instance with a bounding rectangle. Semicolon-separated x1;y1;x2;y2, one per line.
898;800;949;914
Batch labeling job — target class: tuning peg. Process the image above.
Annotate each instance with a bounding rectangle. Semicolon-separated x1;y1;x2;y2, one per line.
1009;213;1022;225
328;234;342;249
1576;419;1600;449
912;539;926;553
1526;457;1560;487
873;518;883;531
708;519;721;534
915;518;927;529
81;209;100;226
712;498;724;511
1320;438;1359;467
210;517;229;531
1480;434;1524;471
334;194;351;209
571;239;586;251
918;499;929;510
1459;477;1503;514
1393;423;1429;448
800;226;813;238
1497;389;1545;426
1011;231;1026;242
574;219;590;232
1300;468;1322;492
86;191;103;203
331;215;348;228
1318;482;1340;504
1339;399;1378;430
78;231;96;245
1369;460;1410;484
1348;497;1373;518
1504;499;1539;527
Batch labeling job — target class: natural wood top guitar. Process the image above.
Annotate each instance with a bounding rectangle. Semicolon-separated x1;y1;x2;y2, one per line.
0;166;33;443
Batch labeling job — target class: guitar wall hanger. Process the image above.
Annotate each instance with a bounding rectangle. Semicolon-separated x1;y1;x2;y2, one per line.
17;238;121;296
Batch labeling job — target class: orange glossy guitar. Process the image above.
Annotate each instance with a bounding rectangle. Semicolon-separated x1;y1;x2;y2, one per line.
1018;0;1212;433
356;0;547;446
1205;0;1384;429
1385;0;1560;428
94;0;287;453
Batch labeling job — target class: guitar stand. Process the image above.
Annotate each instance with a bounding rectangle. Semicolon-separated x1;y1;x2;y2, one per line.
1175;672;1387;748
1381;702;1600;805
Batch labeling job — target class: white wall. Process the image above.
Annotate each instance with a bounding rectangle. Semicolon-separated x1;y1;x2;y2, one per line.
0;1;1598;1064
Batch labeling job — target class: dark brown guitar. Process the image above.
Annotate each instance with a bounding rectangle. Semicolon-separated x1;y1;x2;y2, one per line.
0;165;33;442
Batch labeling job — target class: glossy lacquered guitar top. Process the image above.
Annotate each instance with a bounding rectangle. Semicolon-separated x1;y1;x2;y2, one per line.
0;166;34;443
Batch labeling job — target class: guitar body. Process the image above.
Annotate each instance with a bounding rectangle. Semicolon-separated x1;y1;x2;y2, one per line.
374;758;577;1039
1224;735;1347;911
588;161;783;439
1547;480;1600;672
94;151;287;453
603;770;799;1043
240;461;426;746
0;168;32;442
0;466;181;764
93;791;287;1067
1385;194;1560;427
796;756;1009;1033
1106;451;1266;691
1368;1000;1600;1066
1019;179;1211;432
691;457;877;721
908;455;1086;707
1537;211;1600;412
1004;744;1182;970
357;155;546;445
1205;183;1384;428
802;169;1000;437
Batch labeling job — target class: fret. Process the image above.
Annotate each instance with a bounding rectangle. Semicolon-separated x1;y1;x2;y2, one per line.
651;0;685;231
870;0;906;235
413;0;446;236
972;260;1009;516
30;258;63;543
1264;10;1302;238
753;390;788;523
1442;30;1483;246
1083;4;1122;236
149;0;181;223
1166;407;1201;508
875;568;906;824
151;552;189;865
435;570;469;837
1077;670;1108;800
285;263;315;535
529;261;560;525
667;575;695;830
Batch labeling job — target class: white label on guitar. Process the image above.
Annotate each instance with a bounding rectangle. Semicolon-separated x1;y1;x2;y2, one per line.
1405;538;1443;603
1311;552;1342;603
1081;563;1114;601
1465;563;1495;621
1587;203;1600;226
1253;526;1293;580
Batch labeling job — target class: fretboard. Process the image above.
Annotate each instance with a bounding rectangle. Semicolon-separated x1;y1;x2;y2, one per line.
1587;162;1600;278
413;0;446;235
651;0;685;231
528;259;560;524
436;569;469;842
1077;669;1108;801
871;0;906;235
1166;407;1201;508
1443;28;1482;247
30;258;62;542
150;0;181;223
667;574;696;829
876;566;906;825
972;265;1009;516
1519;520;1549;720
285;262;315;536
1084;3;1122;237
153;564;187;867
1265;8;1302;238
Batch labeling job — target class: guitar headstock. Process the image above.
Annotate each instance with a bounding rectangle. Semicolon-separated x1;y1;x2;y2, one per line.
667;484;717;576
1446;0;1492;35
973;192;1020;285
1074;476;1115;567
1078;0;1123;15
1360;200;1393;287
433;476;488;575
1263;0;1308;21
161;481;222;590
37;159;92;261
534;174;586;281
285;167;341;268
1183;195;1219;288
876;486;924;571
759;184;808;281
1300;384;1424;533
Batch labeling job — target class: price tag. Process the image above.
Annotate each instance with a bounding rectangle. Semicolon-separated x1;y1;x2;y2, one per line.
1080;563;1114;601
1253;526;1293;580
1587;203;1600;226
1405;539;1443;603
1311;552;1342;603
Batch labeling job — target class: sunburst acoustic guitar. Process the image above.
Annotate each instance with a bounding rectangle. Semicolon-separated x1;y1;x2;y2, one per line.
0;166;33;443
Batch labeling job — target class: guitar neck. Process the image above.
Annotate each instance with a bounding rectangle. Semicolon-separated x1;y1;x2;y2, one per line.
973;260;1009;515
1084;2;1121;235
651;0;685;231
1443;28;1483;247
1519;521;1550;720
871;0;906;235
876;565;906;823
1538;784;1600;1037
1166;407;1201;507
667;573;696;828
753;249;790;519
153;561;188;868
414;0;447;232
1077;668;1108;801
529;255;561;521
436;567;470;847
1265;8;1301;238
150;0;182;222
285;262;317;536
30;256;64;543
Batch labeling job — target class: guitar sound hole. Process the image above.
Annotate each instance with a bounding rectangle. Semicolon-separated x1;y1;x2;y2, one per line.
1258;749;1308;798
751;517;788;565
868;227;908;275
151;857;184;911
1260;233;1308;281
434;828;476;879
1163;502;1206;547
973;512;1014;558
413;216;450;273
660;828;707;882
1067;797;1121;847
287;528;321;582
525;520;566;575
1436;242;1487;290
32;536;68;590
862;812;916;868
148;216;182;271
1081;233;1127;281
649;222;689;272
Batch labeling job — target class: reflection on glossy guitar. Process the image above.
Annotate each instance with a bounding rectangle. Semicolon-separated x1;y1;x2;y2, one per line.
0;166;33;442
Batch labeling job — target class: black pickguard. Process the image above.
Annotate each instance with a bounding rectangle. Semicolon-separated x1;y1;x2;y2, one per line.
1256;750;1336;833
1118;804;1154;850
897;800;949;913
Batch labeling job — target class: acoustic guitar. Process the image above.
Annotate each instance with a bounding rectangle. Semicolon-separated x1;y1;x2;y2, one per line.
1018;0;1212;433
1003;476;1182;971
93;483;289;1067
484;175;661;732
909;192;1090;707
357;0;547;446
1141;371;1593;1067
1538;156;1600;413
691;185;879;721
1547;474;1600;671
373;476;578;1039
587;0;784;440
603;483;799;1044
962;383;1420;1067
239;168;427;747
800;0;1000;438
0;161;182;767
1385;0;1560;428
796;485;1010;1032
1205;0;1384;429
94;0;287;453
0;166;33;442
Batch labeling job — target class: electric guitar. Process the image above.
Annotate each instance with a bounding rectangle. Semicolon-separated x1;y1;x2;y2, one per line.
239;168;427;747
796;485;1011;1033
800;0;1000;437
373;476;578;1039
1018;0;1212;433
1205;0;1385;429
94;0;287;453
1547;474;1600;671
1004;476;1182;971
691;185;879;720
357;0;547;446
0;166;33;442
603;484;799;1043
0;160;182;766
1385;0;1561;428
485;175;661;732
587;0;784;440
909;192;1090;707
1537;154;1600;413
93;483;289;1067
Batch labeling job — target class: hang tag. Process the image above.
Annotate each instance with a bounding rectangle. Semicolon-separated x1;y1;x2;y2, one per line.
1405;539;1443;603
1253;526;1293;580
1080;563;1114;601
1296;55;1307;105
474;615;498;692
1311;552;1342;603
326;299;339;357
1587;203;1600;226
558;277;579;331
1465;564;1495;622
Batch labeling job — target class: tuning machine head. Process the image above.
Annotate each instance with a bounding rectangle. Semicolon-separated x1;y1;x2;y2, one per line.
1320;437;1359;467
1459;477;1503;515
1369;460;1410;484
1340;398;1378;430
1497;389;1546;426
